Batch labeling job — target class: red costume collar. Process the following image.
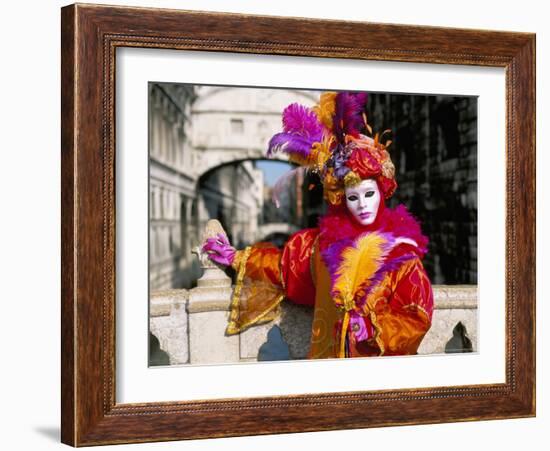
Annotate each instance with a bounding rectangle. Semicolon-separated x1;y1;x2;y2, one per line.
318;201;429;259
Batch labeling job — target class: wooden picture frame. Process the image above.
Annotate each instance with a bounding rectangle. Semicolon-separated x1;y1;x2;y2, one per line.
61;3;535;446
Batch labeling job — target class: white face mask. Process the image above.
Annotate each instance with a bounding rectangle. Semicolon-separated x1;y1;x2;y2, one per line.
344;178;381;226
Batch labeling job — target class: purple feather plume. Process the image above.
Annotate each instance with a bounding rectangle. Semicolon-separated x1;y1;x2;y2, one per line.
333;92;368;140
267;103;323;159
320;237;354;279
282;103;324;136
267;133;316;159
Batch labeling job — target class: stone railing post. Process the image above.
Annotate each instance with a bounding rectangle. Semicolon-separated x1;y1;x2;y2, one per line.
150;289;189;364
418;285;478;354
187;221;237;364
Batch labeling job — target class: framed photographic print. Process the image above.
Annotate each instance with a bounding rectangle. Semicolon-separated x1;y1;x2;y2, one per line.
61;3;535;446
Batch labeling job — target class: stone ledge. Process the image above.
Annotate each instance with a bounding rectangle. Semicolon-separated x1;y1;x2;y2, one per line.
433;285;477;309
187;286;233;313
150;289;188;317
187;299;232;313
150;285;478;315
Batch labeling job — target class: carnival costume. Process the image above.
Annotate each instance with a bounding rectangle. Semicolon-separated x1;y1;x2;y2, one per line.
203;92;434;358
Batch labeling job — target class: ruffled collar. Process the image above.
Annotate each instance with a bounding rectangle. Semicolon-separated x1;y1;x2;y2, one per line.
318;203;428;257
317;204;429;310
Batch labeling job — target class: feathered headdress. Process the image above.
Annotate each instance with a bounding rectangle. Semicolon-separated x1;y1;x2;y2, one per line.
267;91;397;206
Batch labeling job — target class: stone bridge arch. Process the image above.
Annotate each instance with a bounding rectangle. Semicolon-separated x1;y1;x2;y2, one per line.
197;157;295;183
195;158;302;249
194;149;289;179
190;86;319;178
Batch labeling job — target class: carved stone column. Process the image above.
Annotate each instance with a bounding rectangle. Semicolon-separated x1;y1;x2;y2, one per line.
187;220;238;364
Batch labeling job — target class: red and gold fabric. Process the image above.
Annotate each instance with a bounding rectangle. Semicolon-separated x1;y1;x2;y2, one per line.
226;230;317;335
226;225;433;358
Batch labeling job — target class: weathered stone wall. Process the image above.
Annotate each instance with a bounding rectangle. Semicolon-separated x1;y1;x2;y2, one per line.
149;85;321;291
367;94;478;285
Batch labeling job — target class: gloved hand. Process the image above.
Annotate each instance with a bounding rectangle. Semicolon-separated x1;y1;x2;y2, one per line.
202;233;236;267
349;311;372;342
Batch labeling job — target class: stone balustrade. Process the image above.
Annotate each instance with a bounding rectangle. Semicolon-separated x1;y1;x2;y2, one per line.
150;262;478;365
149;289;188;365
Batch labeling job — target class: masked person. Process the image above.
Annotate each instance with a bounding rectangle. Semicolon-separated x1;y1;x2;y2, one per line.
203;92;434;359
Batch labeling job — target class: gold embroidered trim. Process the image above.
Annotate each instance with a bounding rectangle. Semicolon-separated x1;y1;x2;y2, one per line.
230;249;245;271
369;310;385;356
402;303;431;322
226;246;285;335
366;296;387;314
279;254;286;291
339;310;350;358
226;246;252;335
230;293;285;334
310;235;319;284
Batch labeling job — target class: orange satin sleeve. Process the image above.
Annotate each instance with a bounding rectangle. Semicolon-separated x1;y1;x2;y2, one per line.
370;257;434;356
226;230;318;335
280;228;318;307
226;243;285;335
236;242;284;287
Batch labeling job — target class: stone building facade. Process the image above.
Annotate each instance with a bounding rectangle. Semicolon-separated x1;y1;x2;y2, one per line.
149;83;198;290
149;84;318;290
